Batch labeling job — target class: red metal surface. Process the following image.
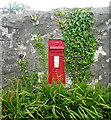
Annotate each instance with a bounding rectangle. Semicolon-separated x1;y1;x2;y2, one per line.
48;39;65;84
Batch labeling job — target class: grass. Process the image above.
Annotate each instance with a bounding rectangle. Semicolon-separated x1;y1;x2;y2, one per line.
2;72;111;119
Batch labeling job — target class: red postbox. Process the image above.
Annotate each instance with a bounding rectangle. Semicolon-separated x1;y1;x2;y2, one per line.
48;39;65;84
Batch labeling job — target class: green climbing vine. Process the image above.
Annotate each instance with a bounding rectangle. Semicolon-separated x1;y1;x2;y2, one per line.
55;8;97;82
31;15;47;71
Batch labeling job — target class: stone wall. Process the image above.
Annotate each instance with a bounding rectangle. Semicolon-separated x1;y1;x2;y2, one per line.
109;2;111;85
91;7;109;85
0;6;110;86
0;16;3;88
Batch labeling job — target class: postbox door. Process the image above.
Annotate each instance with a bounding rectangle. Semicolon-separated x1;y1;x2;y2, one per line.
49;49;65;84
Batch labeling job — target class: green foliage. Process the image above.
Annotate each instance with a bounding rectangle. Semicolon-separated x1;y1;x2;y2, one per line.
0;2;30;14
2;77;111;119
2;57;111;119
31;15;47;71
2;56;111;119
18;59;29;74
2;8;110;120
55;8;97;82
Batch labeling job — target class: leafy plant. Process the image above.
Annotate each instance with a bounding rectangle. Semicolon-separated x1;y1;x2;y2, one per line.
0;2;30;14
2;76;111;119
31;15;47;72
55;8;97;83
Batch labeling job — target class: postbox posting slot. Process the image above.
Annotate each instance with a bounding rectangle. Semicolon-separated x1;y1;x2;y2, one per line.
50;47;64;50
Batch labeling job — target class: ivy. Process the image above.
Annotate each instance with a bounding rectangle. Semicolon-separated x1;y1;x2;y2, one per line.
55;8;97;82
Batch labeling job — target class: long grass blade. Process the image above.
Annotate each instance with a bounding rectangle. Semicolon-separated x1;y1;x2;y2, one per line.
75;84;84;93
65;106;76;119
25;109;35;119
98;95;106;104
79;107;89;118
91;106;102;118
52;105;59;118
98;103;111;109
81;105;101;118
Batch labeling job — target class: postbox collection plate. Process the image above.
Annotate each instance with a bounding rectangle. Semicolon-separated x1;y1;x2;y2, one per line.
48;39;65;84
